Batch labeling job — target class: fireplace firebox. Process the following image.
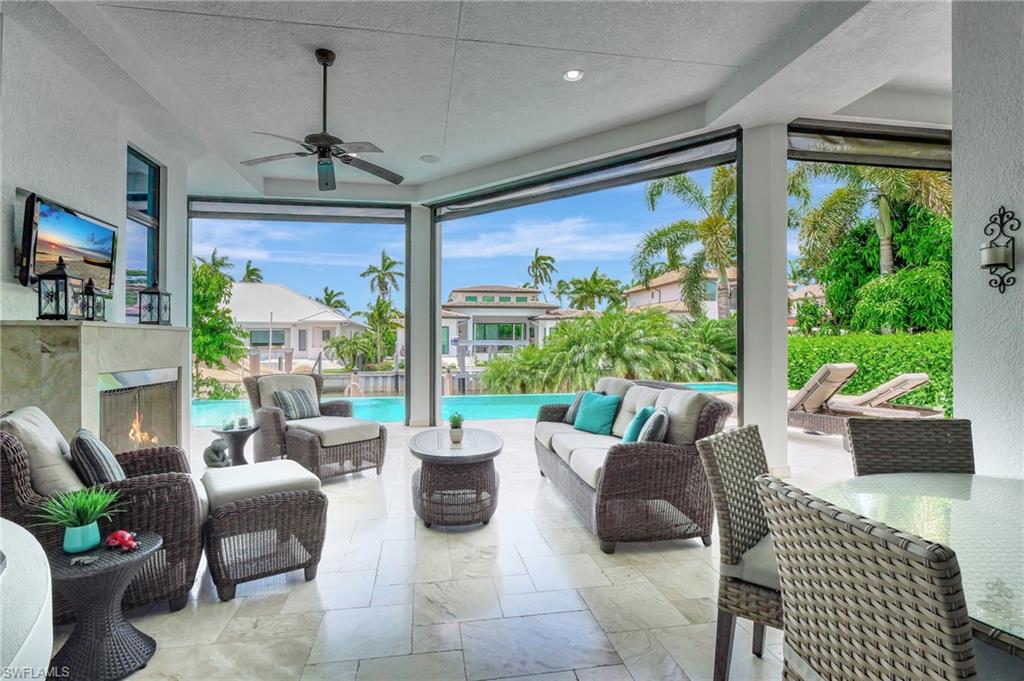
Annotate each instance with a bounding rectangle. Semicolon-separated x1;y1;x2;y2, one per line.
99;368;179;454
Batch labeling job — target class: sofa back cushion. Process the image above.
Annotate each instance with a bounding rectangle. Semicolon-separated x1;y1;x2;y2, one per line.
70;429;126;485
654;389;714;446
257;374;318;410
573;392;621;436
611;385;662;437
0;407;84;497
595;377;635;402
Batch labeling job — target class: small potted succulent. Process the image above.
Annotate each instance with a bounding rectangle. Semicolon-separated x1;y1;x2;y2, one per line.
448;412;465;443
35;488;121;554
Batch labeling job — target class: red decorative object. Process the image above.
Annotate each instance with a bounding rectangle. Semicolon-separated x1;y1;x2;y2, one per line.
105;530;139;552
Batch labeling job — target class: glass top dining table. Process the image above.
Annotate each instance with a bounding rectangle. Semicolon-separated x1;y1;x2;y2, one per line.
815;473;1024;647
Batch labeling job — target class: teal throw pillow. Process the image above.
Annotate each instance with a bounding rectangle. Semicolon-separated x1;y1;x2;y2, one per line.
621;406;656;443
573;392;621;435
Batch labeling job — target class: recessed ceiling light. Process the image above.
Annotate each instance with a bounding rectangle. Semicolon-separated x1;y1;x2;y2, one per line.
563;69;584;82
419;154;441;163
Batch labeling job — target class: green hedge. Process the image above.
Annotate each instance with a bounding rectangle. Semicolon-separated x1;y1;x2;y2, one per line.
788;332;952;415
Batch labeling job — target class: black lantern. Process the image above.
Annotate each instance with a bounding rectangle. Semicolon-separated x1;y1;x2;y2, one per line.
37;256;70;320
80;279;97;321
139;280;171;325
93;294;107;322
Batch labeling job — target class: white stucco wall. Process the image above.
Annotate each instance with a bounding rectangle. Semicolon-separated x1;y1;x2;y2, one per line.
952;2;1024;478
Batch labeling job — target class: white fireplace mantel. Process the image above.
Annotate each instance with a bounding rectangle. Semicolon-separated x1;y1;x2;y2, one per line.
0;321;191;444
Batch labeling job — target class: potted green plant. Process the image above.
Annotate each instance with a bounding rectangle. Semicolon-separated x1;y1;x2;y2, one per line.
34;488;121;554
448;412;465;443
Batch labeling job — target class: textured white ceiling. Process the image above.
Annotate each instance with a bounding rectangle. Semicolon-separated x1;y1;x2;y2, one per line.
885;45;952;96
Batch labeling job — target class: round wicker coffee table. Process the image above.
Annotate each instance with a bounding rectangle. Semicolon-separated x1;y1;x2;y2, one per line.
48;532;161;681
410;428;503;527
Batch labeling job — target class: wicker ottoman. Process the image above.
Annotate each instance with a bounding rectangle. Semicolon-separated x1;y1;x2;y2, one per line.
201;460;327;601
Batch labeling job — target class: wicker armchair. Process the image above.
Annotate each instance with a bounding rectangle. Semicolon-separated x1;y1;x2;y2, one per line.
0;431;203;624
535;379;732;554
756;475;983;679
846;417;975;476
696;425;782;681
243;373;386;481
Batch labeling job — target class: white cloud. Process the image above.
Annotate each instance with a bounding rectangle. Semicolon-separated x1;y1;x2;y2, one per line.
443;217;645;260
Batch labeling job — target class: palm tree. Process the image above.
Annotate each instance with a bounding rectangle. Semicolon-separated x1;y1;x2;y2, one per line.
633;166;738;319
198;248;234;280
795;164;952;275
552;279;571;308
353;297;401;364
566;268;624;311
324;332;374;369
360;250;404;300
241;260;263;282
315;287;349;313
526;248;557;300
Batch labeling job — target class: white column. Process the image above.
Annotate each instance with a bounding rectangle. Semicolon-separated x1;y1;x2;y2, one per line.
406;205;440;426
952;3;1024;478
741;125;790;475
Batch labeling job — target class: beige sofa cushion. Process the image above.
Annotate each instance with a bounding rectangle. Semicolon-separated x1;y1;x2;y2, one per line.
654;389;714;446
0;407;83;496
534;421;574;449
287;416;380;448
257;374;318;410
192;475;209;519
568;448;608;488
550;431;620;464
202;459;320;510
611;385;662;437
595;377;635;401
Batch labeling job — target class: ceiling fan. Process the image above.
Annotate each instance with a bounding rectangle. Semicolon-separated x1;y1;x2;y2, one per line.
240;48;404;190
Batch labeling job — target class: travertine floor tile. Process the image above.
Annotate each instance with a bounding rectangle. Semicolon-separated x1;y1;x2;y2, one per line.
307;604;413;663
355;650;466;680
523;553;612;591
414;578;502;625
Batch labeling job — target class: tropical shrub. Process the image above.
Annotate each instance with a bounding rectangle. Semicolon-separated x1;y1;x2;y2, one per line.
794;299;825;336
850;263;952;333
193;376;243;400
191;258;247;396
788;331;952;414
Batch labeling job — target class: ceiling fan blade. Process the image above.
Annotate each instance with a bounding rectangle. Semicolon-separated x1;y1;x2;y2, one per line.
334;141;383;154
240;151;314;166
317;159;337;191
253;131;312;148
335;152;404;185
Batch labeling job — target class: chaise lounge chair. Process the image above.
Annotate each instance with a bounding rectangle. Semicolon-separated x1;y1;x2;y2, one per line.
787;365;943;448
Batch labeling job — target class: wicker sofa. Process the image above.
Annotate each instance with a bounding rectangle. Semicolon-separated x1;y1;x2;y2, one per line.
0;428;203;624
244;373;386;481
535;378;733;553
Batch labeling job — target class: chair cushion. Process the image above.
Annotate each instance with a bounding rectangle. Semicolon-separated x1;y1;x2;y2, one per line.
287;416;380;448
192;475;209;519
201;459;321;510
256;374;318;410
718;533;780;591
563;392;587;425
787;363;857;412
535;421;574;449
637;407;671;443
568;447;608;488
69;429;126;485
574;392;621;435
550;431;621;464
274;388;321;420
975;638;1024;680
0;407;83;497
622;406;656;444
655;389;714;445
595;376;636;401
612;385;661;437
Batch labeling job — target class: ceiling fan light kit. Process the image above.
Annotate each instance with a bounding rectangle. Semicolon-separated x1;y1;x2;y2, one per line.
240;47;404;189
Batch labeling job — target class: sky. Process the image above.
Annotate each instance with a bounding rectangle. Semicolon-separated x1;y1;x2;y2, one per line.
191;163;842;314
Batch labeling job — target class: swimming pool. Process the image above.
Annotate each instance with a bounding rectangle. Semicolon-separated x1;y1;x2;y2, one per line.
191;383;736;427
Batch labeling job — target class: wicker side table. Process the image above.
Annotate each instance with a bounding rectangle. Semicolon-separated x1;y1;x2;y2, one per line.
212;425;259;466
409;428;503;527
48;532;162;681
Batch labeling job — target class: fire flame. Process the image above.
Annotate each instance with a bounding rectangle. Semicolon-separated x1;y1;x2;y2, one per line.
129;410;158;446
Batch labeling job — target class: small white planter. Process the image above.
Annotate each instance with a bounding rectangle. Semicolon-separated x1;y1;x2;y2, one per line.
449;427;464;443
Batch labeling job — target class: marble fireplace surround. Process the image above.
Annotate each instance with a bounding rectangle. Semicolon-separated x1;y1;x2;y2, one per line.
0;321;190;445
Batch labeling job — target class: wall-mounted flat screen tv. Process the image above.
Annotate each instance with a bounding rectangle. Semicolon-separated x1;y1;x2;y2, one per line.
19;193;117;292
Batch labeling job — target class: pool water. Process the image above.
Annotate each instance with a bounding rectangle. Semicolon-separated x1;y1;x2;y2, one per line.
191;383;736;427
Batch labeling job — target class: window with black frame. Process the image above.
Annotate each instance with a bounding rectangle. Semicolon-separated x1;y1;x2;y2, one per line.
126;148;160;319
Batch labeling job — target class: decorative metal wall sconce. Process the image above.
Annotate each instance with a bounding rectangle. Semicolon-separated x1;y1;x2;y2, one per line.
981;206;1019;293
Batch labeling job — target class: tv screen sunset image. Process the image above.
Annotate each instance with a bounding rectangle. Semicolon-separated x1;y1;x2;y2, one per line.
34;200;115;288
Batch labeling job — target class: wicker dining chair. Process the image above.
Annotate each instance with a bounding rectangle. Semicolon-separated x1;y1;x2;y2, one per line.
846;417;975;476
756;474;1011;680
696;425;783;681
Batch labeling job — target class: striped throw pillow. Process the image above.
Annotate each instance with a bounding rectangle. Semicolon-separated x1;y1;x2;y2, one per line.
273;388;320;420
637;407;671;443
564;391;587;424
70;429;126;485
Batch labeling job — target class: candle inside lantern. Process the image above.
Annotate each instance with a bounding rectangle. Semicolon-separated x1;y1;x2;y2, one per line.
980;243;1012;268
